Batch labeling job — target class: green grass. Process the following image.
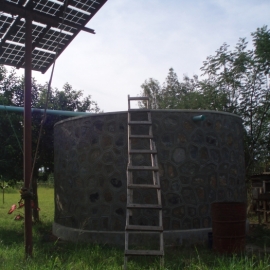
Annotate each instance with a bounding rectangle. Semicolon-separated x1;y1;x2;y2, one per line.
1;187;270;269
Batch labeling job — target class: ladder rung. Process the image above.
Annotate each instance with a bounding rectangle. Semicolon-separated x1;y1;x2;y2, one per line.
128;97;149;101
128;121;152;125
128;108;150;112
125;250;163;256
127;166;159;171
129;135;153;139
127;203;162;209
128;184;160;189
126;225;163;231
130;150;157;154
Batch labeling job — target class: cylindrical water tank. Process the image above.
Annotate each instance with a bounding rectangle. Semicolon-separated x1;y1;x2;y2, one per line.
53;110;246;246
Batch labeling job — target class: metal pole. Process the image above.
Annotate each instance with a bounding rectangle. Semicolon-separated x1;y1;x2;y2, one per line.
24;15;33;257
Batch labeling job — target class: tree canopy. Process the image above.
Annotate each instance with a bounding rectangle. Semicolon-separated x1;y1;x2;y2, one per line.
0;66;101;184
140;25;270;177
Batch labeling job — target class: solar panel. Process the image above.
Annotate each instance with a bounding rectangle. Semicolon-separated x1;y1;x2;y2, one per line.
0;0;107;73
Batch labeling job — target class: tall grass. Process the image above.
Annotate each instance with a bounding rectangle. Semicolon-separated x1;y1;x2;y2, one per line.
1;186;270;269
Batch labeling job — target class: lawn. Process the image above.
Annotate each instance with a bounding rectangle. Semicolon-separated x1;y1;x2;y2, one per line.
1;186;270;269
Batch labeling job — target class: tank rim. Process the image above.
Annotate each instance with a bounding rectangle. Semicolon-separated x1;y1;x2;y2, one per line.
54;109;242;127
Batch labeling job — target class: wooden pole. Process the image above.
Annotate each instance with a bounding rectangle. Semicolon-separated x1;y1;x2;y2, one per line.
24;15;33;257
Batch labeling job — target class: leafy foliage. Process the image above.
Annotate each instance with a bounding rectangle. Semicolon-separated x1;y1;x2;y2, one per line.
0;67;101;184
0;68;101;221
140;26;270;177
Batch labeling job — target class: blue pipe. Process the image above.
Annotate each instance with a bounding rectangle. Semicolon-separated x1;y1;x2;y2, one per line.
0;105;92;117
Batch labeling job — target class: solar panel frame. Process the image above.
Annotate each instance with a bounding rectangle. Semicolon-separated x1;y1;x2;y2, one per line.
0;0;107;73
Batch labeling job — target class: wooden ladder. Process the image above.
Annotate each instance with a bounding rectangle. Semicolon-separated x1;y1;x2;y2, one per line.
124;95;164;269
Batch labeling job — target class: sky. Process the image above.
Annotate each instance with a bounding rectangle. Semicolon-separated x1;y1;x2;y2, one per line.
14;0;270;112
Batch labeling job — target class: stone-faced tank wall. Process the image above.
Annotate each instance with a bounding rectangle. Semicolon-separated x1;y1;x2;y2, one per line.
53;110;246;245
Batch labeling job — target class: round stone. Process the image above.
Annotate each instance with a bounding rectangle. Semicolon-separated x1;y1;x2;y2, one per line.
173;148;186;163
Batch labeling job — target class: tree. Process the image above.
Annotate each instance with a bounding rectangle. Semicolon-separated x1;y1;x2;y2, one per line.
0;66;101;221
140;78;162;109
252;25;270;75
140;70;203;109
0;68;24;182
140;69;227;110
201;27;270;176
140;25;270;177
161;68;182;109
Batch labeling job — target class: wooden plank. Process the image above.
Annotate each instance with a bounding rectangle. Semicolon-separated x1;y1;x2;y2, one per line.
130;149;157;154
128;166;159;171
128;97;149;101
125;250;163;256
127;203;162;209
128;121;152;125
124;257;127;270
128;184;160;189
160;231;164;252
159;209;163;226
126;225;163;231
125;231;129;249
129;135;153;139
256;209;270;213
157;189;162;205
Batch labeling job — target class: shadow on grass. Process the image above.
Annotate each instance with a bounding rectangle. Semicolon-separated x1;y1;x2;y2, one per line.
0;220;53;246
0;227;24;245
247;224;270;247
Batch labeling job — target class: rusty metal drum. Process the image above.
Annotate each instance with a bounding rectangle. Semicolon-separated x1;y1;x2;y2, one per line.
212;202;246;253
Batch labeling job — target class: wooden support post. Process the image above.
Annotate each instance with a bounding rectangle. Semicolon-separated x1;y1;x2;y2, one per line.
24;15;33;257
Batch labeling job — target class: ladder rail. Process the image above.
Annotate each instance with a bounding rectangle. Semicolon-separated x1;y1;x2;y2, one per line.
125;95;164;270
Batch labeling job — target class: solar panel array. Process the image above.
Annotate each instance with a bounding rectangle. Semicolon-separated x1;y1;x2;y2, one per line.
0;0;107;73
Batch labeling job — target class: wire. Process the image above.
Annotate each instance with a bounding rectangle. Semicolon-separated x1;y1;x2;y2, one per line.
29;0;69;187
